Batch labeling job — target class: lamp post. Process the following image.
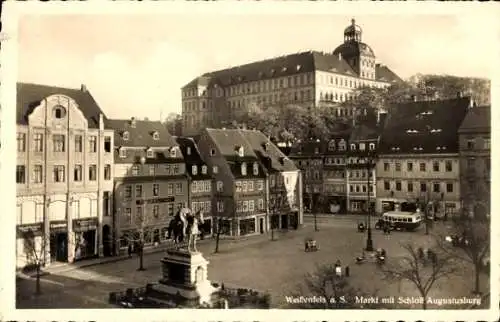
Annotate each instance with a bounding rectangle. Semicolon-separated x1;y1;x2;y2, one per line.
365;152;375;252
138;156;146;271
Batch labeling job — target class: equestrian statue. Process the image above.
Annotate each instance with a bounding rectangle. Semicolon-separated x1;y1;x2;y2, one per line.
168;207;204;253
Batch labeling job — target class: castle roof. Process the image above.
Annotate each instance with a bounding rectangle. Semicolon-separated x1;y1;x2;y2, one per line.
458;106;491;134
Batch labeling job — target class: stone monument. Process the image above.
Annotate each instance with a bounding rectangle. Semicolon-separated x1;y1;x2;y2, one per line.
147;247;221;307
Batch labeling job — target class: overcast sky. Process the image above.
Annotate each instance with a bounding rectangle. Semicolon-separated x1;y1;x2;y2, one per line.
18;13;497;120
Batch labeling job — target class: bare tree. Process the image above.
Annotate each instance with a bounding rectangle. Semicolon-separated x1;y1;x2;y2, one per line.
308;192;323;232
268;192;289;241
436;210;490;295
212;217;230;254
379;243;457;309
123;207;155;271
290;263;380;309
21;229;47;295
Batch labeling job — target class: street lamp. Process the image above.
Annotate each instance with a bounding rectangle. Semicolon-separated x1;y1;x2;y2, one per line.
138;156;146;271
365;152;375;252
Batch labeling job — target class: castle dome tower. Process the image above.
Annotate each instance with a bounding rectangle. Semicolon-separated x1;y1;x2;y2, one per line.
333;19;377;80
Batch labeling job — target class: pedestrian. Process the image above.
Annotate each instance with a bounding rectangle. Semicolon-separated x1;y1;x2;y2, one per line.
345;265;350;277
128;244;132;258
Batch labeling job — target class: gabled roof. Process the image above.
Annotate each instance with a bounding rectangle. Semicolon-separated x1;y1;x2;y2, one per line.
183;51;400;89
289;139;325;158
107;119;177;148
239;129;298;173
204;128;265;178
375;64;404;84
17;82;108;128
458;106;491;134
379;97;470;154
175;136;212;180
349;124;379;142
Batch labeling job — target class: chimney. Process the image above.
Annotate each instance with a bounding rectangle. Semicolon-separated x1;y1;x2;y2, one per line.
131;117;137;128
81;84;87;92
99;113;104;131
338;53;342;61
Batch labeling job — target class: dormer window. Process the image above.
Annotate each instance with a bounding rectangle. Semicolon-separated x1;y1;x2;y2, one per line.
282;67;287;72
359;143;366;151
119;148;127;158
152;131;159;140
328;140;336;151
170;147;177;158
406;129;419;134
262;142;269;151
123;131;130;141
192;165;198;175
187;146;192;155
202;165;207;174
146;149;154;158
279;157;286;165
338;140;346;151
210;148;216;156
253;162;259;175
369;143;375;151
213;166;218;174
430;128;442;133
241;162;247;176
350;144;356;151
236;146;244;157
296;65;301;71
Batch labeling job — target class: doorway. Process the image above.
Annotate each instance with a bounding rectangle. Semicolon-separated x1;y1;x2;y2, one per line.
102;225;112;257
50;232;68;262
281;214;289;229
259;218;264;234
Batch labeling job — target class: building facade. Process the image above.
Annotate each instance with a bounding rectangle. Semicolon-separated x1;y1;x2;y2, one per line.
239;129;303;230
181;19;402;136
196;128;267;237
376;96;471;216
175;136;214;235
16;83;114;268
458;106;490;218
346;124;379;214
289;139;324;212
109;118;188;254
323;132;350;214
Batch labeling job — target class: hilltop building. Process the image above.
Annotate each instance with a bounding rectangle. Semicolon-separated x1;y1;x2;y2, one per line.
181;19;402;136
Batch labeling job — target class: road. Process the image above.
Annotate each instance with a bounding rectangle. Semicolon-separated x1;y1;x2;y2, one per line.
17;215;488;309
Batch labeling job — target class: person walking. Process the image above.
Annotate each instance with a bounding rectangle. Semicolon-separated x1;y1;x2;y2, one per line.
128;244;132;258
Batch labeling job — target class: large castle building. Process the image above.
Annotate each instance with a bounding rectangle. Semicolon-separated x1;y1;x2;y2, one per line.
181;19;402;136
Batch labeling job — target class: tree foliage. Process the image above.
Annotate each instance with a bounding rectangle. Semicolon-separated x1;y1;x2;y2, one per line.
21;229;47;295
163;112;183;136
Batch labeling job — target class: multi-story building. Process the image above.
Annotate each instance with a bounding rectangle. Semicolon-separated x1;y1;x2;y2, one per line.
346;124;379;213
458;105;490;218
376;96;471;216
175;136;214;235
196;128;267;237
289;139;324;211
239;129;303;230
109;118;188;254
16;83;114;268
323;129;351;214
181;19;402;136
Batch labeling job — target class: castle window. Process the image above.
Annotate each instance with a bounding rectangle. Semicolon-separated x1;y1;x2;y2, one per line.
350;144;356;151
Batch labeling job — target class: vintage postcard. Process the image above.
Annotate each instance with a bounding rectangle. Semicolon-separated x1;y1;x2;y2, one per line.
1;1;499;321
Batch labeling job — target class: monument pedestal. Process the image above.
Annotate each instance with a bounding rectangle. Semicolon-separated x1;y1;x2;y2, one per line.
149;248;221;307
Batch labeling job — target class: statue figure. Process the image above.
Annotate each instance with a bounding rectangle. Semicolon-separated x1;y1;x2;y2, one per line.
178;208;204;253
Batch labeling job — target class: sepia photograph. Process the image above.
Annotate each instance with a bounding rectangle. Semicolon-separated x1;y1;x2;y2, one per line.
1;2;499;321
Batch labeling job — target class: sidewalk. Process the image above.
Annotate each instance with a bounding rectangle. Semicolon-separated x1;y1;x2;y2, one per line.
18;231;296;279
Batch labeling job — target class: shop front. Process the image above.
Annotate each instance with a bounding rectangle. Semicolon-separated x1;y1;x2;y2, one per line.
73;218;98;261
16;223;44;268
50;220;68;263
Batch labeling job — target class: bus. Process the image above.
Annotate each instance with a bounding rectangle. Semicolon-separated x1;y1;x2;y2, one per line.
378;210;423;231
